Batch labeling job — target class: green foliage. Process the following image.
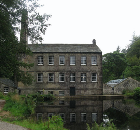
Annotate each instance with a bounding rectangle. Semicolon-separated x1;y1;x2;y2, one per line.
0;92;4;99
122;89;134;97
0;0;51;85
133;87;140;99
3;93;36;117
103;51;127;83
86;122;118;130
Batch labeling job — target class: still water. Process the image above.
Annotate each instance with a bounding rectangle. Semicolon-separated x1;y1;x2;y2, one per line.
36;98;140;130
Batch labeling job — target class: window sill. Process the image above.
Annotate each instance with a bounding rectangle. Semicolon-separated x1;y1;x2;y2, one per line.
81;81;86;82
59;81;65;82
49;64;54;65
59;64;65;65
38;64;44;66
92;81;97;83
70;81;75;82
81;64;86;66
70;64;75;66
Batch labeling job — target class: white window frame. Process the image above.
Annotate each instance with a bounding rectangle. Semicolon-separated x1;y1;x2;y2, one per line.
70;113;76;122
59;91;65;96
81;113;86;122
59;73;64;82
70;73;75;82
37;73;43;82
59;56;65;65
59;113;65;120
81;56;86;65
70;56;76;65
49;56;54;65
48;73;54;82
92;113;97;122
37;113;43;120
91;56;97;65
92;73;97;82
38;56;43;65
4;87;9;94
81;73;86;82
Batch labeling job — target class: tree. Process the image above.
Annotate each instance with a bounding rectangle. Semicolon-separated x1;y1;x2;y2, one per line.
0;0;51;85
103;51;127;83
123;35;140;81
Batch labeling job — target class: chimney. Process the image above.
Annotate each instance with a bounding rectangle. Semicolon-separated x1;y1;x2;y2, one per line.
20;9;28;45
92;39;96;45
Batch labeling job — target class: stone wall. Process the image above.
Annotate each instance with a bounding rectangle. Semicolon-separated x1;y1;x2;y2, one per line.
19;52;103;96
0;82;15;94
103;77;140;95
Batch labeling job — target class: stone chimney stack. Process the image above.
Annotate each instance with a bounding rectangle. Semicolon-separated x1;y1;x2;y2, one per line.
92;39;96;45
20;9;28;45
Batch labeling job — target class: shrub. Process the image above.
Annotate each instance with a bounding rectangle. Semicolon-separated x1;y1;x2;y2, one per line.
134;87;140;99
0;92;4;99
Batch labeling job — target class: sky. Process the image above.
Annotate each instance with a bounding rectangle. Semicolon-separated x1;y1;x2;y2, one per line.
35;0;140;54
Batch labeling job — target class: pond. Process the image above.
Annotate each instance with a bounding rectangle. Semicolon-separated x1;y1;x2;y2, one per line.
36;98;140;130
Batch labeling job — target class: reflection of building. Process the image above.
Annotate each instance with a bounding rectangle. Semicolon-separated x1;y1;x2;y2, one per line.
19;40;103;96
36;100;103;130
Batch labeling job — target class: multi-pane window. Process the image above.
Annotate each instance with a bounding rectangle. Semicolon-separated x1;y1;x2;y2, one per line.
59;56;65;65
92;113;97;122
70;73;75;82
59;113;65;120
4;87;8;93
59;91;65;96
70;56;76;65
91;56;97;65
59;100;65;105
37;73;43;82
48;113;54;118
70;113;76;122
92;73;97;82
49;56;54;65
38;56;43;65
81;56;86;65
37;113;43;120
48;73;54;82
59;73;64;82
81;113;86;122
81;73;86;82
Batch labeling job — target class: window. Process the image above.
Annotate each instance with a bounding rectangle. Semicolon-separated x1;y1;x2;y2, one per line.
49;56;54;65
81;56;86;65
37;73;43;82
59;56;65;65
48;91;53;95
92;113;97;122
70;56;75;65
38;56;43;65
59;73;64;82
91;56;97;65
92;73;97;82
59;100;65;105
81;73;86;82
37;113;43;120
48;113;54;118
70;113;76;122
48;73;54;82
81;113;86;122
70;73;75;82
59;113;65;120
4;87;8;93
59;91;65;96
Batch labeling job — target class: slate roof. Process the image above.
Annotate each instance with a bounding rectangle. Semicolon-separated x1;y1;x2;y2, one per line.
28;44;102;53
0;78;16;88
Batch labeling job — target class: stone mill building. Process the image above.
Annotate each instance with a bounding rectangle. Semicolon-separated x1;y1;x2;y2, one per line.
18;39;103;96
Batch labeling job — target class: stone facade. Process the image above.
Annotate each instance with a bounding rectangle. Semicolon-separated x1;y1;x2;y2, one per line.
0;78;15;94
103;77;140;95
19;42;103;96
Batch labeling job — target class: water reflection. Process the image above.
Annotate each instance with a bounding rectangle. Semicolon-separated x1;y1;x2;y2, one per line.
36;99;140;130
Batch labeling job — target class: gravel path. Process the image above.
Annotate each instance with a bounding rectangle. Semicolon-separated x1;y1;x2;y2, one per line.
0;121;29;130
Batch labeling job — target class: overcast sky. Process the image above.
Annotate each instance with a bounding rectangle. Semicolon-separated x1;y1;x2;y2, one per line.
36;0;140;54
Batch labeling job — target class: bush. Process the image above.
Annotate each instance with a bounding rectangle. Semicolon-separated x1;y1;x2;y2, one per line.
0;92;4;99
134;87;140;99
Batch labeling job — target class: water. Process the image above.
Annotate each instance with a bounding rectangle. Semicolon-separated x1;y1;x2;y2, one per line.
36;98;140;130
